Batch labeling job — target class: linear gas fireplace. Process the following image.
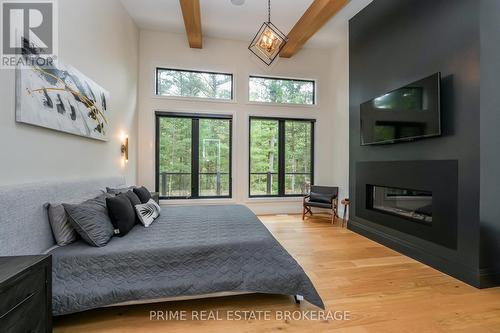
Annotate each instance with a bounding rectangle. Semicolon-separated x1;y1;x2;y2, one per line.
367;185;432;224
355;160;458;249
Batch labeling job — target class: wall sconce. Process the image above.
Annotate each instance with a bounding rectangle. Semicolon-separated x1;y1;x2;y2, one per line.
121;135;129;163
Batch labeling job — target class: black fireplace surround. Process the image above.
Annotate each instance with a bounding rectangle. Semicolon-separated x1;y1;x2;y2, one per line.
349;0;500;287
356;160;458;249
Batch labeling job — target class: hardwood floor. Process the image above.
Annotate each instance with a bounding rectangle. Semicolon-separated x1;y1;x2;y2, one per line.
53;214;500;333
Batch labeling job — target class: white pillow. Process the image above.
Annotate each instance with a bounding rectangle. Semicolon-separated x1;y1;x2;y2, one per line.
135;199;161;227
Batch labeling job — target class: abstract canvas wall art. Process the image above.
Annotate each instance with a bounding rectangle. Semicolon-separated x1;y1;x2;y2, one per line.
16;61;110;141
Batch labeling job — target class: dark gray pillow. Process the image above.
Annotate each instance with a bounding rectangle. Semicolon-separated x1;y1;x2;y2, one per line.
106;194;136;236
106;186;135;195
133;186;152;204
123;190;141;207
122;190;142;224
46;203;78;246
63;194;115;247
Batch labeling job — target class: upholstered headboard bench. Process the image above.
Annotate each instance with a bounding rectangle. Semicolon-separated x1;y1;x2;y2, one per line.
0;176;126;256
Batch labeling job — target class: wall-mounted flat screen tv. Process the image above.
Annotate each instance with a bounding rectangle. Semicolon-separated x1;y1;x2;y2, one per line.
360;73;441;145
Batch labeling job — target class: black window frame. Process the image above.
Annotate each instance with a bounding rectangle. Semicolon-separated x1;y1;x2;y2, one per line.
248;75;316;105
155;67;234;101
248;116;315;198
155;111;233;200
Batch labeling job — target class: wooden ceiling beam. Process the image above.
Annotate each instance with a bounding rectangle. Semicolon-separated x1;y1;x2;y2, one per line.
179;0;202;48
280;0;349;58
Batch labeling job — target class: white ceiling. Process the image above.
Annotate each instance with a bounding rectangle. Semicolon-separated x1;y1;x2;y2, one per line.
121;0;372;48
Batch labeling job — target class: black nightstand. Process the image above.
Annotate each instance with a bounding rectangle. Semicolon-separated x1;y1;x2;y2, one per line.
0;255;52;333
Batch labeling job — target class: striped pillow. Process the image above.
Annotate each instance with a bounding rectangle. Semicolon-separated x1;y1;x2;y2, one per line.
135;199;161;227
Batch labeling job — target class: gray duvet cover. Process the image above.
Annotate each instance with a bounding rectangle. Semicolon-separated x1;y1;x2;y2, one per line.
50;204;324;315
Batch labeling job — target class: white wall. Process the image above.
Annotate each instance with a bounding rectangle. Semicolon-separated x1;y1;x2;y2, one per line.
137;30;347;214
0;0;139;186
328;23;350;213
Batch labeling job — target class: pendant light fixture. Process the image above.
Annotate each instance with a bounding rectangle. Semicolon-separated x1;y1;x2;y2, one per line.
248;0;288;66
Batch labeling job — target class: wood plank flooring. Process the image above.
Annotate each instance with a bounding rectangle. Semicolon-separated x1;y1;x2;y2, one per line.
53;214;500;333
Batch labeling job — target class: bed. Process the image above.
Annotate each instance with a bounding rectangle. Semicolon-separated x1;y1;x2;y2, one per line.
0;178;323;316
49;204;324;315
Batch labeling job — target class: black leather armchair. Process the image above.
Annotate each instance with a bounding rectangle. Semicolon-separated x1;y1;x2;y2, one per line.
302;186;339;224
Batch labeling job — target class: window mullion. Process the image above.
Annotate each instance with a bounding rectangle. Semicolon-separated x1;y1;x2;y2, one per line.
278;120;286;197
229;119;233;198
191;118;200;198
310;121;315;186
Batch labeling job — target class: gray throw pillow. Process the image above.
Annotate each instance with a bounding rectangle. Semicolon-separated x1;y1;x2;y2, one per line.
106;186;135;195
63;194;115;247
46;203;78;246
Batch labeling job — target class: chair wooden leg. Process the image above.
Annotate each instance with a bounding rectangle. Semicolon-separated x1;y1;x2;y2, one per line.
303;206;312;220
331;209;335;224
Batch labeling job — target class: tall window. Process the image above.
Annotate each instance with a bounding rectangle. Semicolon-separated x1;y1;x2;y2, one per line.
156;68;233;100
249;117;314;197
249;76;315;105
156;112;232;199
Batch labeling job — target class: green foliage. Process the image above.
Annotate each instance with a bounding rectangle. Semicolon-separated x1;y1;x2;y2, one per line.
285;121;311;173
158;117;192;197
250;119;279;195
284;121;312;194
157;69;232;100
250;119;312;196
249;77;314;105
158;117;313;198
250;120;279;173
199;119;231;196
158;117;231;197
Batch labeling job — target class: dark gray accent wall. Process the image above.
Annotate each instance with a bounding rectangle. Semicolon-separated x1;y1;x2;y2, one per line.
479;0;500;286
349;0;484;286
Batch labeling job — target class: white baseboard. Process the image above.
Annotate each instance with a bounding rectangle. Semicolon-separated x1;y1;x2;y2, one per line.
246;202;346;217
160;198;345;217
